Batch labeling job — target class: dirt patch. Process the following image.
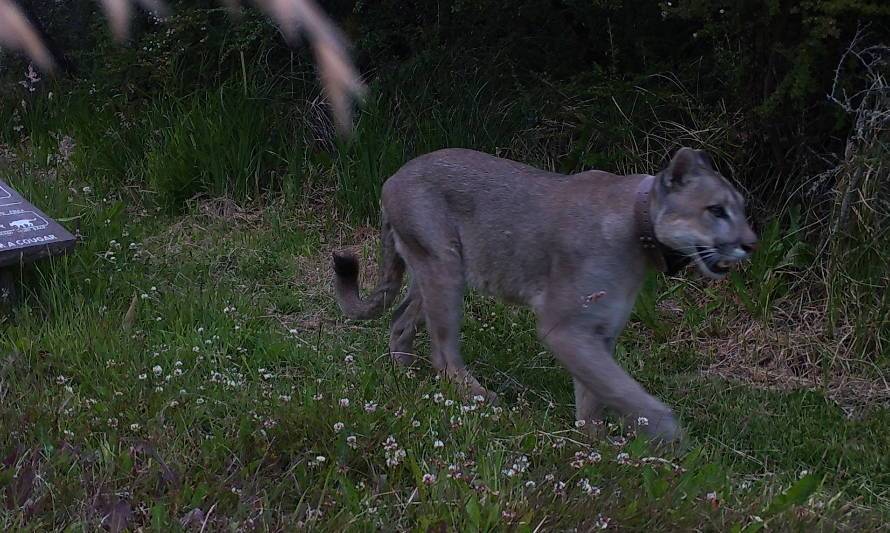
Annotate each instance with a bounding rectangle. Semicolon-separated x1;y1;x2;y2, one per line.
701;301;890;413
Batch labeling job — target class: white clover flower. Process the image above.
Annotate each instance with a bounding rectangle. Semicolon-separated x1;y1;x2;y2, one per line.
153;365;163;376
333;422;345;432
138;373;147;380
578;478;602;496
433;440;444;448
432;392;444;403
364;402;377;413
422;473;437;485
347;435;358;449
575;419;586;428
636;416;649;426
339;398;350;407
383;436;406;467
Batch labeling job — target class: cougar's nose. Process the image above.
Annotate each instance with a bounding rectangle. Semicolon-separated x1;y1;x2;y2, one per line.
739;226;758;255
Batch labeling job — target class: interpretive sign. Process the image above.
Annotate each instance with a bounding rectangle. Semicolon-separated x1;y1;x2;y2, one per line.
0;179;76;268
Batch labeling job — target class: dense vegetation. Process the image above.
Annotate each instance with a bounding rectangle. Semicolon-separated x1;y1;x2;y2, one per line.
0;0;888;530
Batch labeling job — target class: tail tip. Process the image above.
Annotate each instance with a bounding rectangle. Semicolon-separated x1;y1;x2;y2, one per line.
332;252;359;280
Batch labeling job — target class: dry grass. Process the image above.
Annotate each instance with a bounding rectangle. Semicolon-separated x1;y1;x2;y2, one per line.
700;299;890;413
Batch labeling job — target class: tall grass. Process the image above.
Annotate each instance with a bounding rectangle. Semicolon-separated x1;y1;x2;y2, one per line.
142;83;286;208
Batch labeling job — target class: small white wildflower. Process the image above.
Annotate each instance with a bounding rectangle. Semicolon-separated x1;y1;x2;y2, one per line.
411;420;421;428
333;422;345;432
347;435;358;449
344;355;354;364
616;452;631;465
578;478;602;496
138;373;147;380
422;473;437;485
575;419;586;428
433;392;444;404
152;365;162;376
195;398;205;405
433;440;444;448
129;423;141;431
473;394;485;403
383;436;406;467
364;402;377;413
636;416;649;426
339;398;350;408
594;514;611;529
525;480;536;489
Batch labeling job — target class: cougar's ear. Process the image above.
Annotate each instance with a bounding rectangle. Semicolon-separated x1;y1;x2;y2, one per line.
696;149;716;171
662;147;699;189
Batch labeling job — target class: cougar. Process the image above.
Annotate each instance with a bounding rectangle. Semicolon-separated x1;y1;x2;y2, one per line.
333;147;757;442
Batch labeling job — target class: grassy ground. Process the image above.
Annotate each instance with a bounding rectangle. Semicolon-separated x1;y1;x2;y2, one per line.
1;156;888;531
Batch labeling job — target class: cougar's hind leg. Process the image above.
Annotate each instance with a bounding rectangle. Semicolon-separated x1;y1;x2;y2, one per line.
413;262;496;403
388;279;424;366
388;204;496;403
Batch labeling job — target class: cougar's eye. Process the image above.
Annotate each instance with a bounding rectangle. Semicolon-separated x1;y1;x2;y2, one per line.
707;205;728;219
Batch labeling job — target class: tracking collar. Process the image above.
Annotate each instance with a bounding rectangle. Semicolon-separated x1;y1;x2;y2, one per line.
634;175;691;275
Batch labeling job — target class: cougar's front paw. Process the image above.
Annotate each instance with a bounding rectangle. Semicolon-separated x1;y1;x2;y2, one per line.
639;409;682;445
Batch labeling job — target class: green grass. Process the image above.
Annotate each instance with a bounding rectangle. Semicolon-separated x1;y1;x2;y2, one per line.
0;61;887;530
1;161;888;530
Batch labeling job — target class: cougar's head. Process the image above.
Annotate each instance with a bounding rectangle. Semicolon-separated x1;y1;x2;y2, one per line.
652;147;757;279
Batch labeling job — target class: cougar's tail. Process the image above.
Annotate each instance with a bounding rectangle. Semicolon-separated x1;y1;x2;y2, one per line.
332;214;405;320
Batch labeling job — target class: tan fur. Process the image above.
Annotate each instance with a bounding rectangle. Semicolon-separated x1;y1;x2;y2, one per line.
333;147;757;443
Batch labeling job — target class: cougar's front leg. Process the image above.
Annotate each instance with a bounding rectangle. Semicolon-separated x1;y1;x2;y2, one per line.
537;316;679;443
573;378;604;424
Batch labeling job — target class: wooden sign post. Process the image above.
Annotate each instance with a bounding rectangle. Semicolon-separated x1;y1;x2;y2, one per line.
0;179;76;307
